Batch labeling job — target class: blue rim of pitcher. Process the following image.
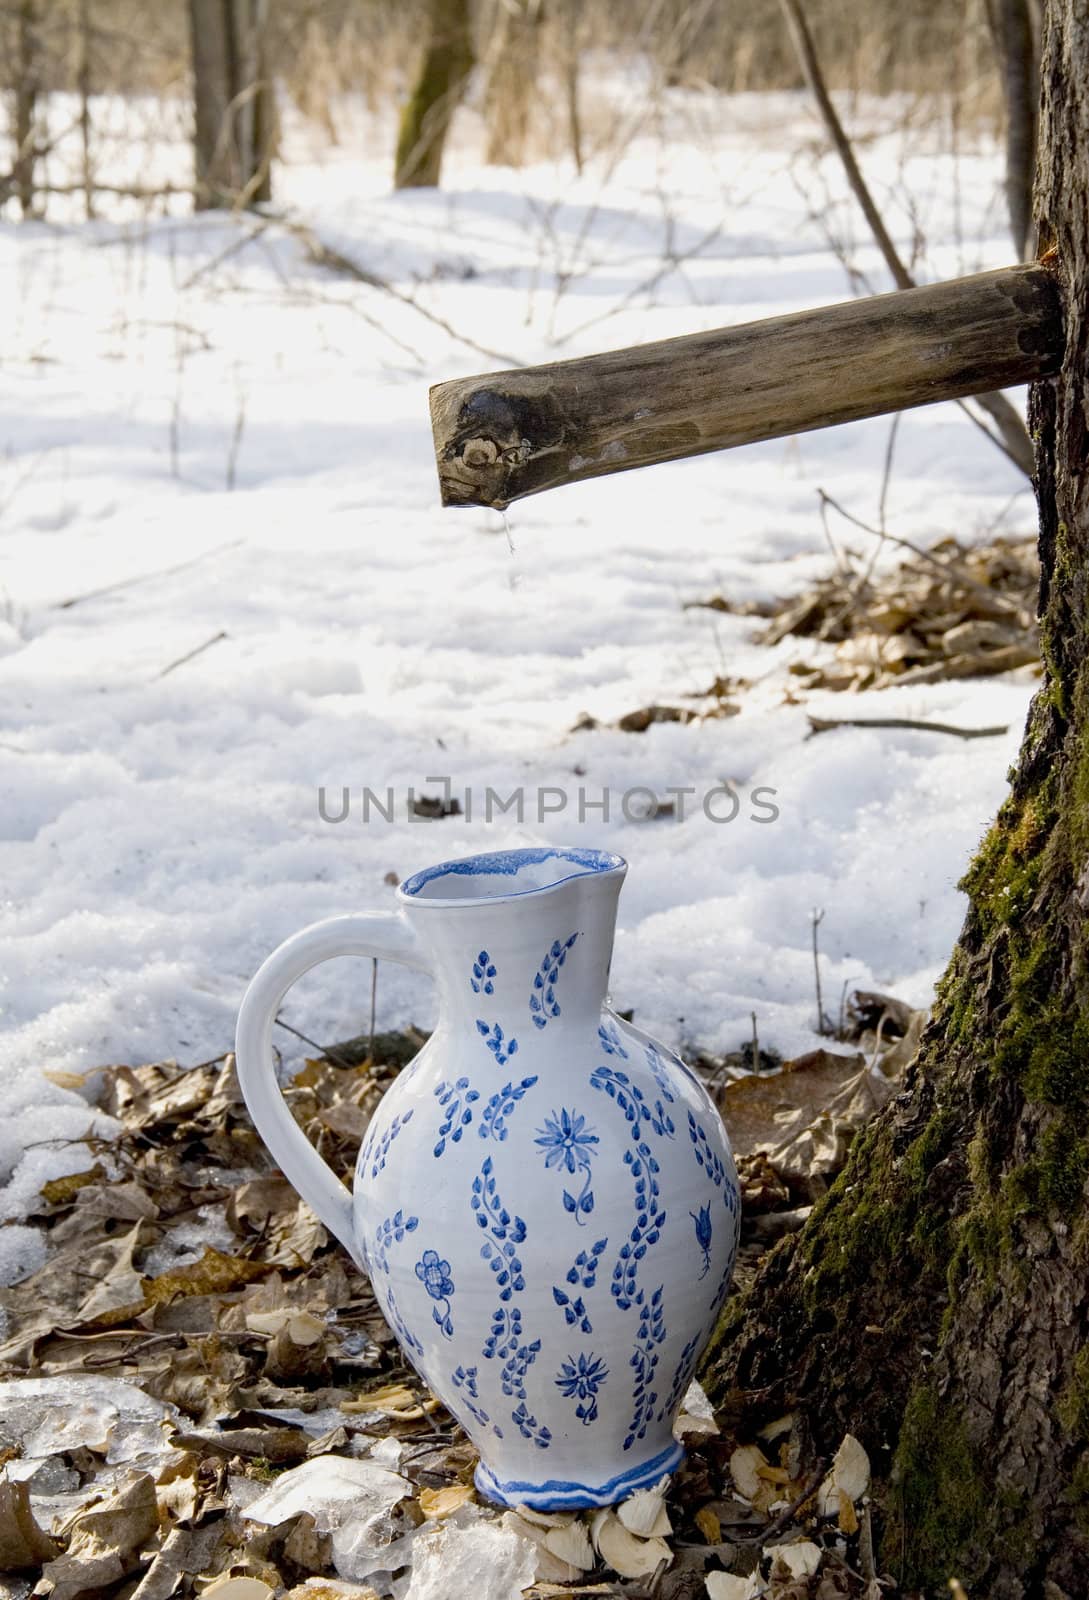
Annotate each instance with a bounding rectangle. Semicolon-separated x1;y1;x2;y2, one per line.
472;1439;685;1510
399;845;627;903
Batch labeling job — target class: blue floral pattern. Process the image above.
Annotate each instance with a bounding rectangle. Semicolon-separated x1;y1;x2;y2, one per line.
384;1284;424;1358
688;1111;726;1187
451;1364;496;1433
612;1141;666;1308
529;933;579;1029
479;1076;539;1141
597;1021;629;1058
483;1305;523;1361
556;1352;608;1425
589;1065;675;1142
564;1237;608;1291
471;950;497;995
552;1284;592;1334
415;1248;455;1338
644;1044;676;1104
476;1020;519;1067
471;1157;527;1300
433;1078;480;1157
624;1285;667;1451
511;1401;552;1448
535;1107;598;1222
691;1202;713;1279
501;1336;542;1399
361;1109;415;1181
708;1174;741;1312
658;1332;701;1424
369;1211;423;1360
590;1065;674;1308
372;1209;419;1273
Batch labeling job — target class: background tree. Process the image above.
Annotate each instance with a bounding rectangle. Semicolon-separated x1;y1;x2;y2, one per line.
988;0;1039;258
393;0;474;189
11;0;42;218
482;0;541;167
702;4;1089;1589
188;0;275;209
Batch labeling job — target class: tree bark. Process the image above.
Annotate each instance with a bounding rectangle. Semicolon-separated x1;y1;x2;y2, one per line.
393;0;474;190
483;0;541;167
188;0;274;210
989;0;1039;259
13;0;40;219
701;3;1089;1593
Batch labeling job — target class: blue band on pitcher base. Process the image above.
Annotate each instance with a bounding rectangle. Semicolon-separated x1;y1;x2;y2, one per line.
473;1439;685;1509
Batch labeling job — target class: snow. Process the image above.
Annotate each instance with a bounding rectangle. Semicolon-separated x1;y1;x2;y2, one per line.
0;83;1035;1219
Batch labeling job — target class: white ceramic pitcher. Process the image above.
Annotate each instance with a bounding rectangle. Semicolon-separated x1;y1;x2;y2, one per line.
235;846;739;1509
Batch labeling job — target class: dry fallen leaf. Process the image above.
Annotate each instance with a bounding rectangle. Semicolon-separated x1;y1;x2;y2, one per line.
818;1434;871;1517
200;1580;276;1600
418;1484;475;1520
590;1509;671;1579
694;1505;721;1545
617;1482;671;1538
705;1573;760;1600
40;1472;159;1600
0;1479;61;1569
768;1539;822;1578
144;1246;269;1307
729;1444;770;1502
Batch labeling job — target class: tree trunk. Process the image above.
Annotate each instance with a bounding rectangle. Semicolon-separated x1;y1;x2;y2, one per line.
701;3;1089;1593
13;0;40;219
77;0;94;222
990;0;1039;259
188;0;274;210
483;0;541;168
393;0;474;190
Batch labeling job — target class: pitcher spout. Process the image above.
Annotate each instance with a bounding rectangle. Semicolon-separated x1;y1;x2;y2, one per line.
398;846;627;1035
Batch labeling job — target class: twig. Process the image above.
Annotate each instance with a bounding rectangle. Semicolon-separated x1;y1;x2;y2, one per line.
226;388;246;490
778;0;1034;478
737;1467;825;1544
817;489;1027;619
271;211;524;368
55;540;244;610
274;1016;356;1070
812;908;827;1036
807;715;1010;740
157;629;228;679
368;958;378;1063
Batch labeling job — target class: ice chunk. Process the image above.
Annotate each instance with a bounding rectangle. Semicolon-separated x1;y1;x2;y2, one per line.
401;1518;538;1600
242;1456;409;1583
1;1378;176;1469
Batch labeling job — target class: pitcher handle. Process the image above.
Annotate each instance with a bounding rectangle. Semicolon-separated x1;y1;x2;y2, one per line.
235;912;431;1271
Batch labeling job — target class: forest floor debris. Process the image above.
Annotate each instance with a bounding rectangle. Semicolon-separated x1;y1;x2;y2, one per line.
691;532;1040;694
0;1008;920;1598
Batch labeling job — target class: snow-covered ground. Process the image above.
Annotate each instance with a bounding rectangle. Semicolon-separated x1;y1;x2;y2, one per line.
0;82;1038;1224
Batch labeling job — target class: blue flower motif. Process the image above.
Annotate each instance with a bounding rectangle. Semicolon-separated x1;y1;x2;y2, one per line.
415;1248;455;1338
472;951;497;995
535;1108;598;1175
416;1249;454;1301
476;1020;519;1067
536;1108;599;1223
691;1202;713;1279
555;1351;609;1424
